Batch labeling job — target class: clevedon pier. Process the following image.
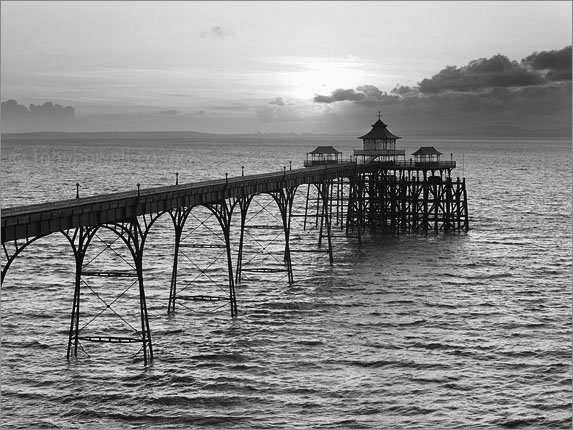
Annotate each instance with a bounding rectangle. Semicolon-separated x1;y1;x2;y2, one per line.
1;114;469;365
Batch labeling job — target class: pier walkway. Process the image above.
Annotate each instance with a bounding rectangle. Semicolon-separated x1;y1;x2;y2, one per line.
1;159;466;365
2;163;358;243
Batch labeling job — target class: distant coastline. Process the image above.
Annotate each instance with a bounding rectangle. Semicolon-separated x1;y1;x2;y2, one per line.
1;126;571;140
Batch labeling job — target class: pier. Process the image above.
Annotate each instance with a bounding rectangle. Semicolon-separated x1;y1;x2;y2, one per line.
1;116;469;365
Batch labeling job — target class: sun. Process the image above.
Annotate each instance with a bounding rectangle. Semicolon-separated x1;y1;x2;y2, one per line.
281;57;370;100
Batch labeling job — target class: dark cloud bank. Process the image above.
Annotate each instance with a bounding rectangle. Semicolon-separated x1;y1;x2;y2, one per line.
2;46;571;137
1;100;75;132
312;46;571;137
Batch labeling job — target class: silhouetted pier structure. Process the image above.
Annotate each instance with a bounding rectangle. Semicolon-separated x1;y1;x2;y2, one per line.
1;115;469;365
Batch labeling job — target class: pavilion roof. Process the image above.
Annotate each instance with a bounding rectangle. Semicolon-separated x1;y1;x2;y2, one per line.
358;118;401;140
308;145;341;155
412;146;443;156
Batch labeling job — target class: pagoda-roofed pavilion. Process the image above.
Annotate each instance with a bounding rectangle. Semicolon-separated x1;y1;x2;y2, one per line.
304;145;342;167
354;112;405;163
412;146;442;164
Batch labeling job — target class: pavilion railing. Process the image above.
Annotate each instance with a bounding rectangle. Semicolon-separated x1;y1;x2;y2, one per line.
304;158;456;169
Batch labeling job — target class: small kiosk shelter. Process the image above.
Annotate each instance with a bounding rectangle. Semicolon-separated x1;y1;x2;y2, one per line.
354;112;405;163
412;147;442;165
304;146;342;167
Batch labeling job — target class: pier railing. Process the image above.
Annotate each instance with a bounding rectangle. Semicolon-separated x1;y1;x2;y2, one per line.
2;160;459;242
303;159;456;169
367;160;457;169
303;157;357;167
1;163;360;243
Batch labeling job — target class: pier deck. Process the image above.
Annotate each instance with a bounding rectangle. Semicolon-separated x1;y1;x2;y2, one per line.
1;159;467;365
2;163;359;243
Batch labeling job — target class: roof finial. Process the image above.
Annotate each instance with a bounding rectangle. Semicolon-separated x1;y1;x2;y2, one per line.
378;110;381;121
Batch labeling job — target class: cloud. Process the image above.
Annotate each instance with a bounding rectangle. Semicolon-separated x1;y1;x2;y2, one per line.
255;98;326;124
200;25;235;39
1;99;75;131
312;47;572;108
269;97;285;106
391;85;417;96
313;88;366;103
28;101;74;119
418;54;544;94
1;99;29;118
314;86;400;107
310;46;572;135
522;46;572;82
2;99;74;120
356;84;383;99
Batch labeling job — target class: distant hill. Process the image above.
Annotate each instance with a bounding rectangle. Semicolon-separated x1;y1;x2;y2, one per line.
2;126;570;141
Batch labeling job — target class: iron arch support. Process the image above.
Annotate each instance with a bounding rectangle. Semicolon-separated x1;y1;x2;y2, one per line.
166;200;240;317
61;226;100;360
1;235;43;285
234;195;255;285
234;189;296;285
266;187;297;283
75;215;161;366
167;206;193;314
316;180;334;265
201;199;239;317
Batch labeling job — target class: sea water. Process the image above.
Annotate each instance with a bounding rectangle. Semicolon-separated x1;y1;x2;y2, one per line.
1;133;571;429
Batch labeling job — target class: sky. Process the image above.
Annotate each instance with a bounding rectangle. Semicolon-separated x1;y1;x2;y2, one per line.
1;1;571;135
